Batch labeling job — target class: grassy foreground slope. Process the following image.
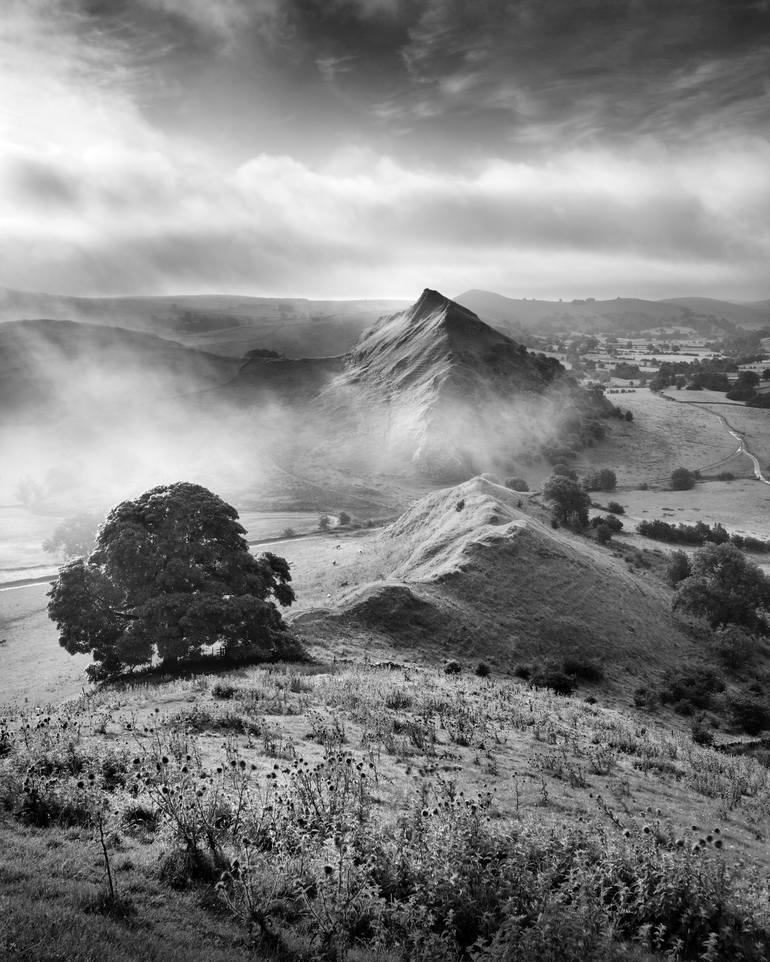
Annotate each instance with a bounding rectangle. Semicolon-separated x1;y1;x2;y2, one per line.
1;662;769;960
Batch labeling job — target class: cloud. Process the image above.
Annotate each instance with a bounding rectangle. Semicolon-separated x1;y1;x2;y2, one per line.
1;132;769;298
1;0;769;301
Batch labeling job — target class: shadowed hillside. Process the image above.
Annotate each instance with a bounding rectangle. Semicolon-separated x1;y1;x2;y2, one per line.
0;318;239;419
0;288;409;358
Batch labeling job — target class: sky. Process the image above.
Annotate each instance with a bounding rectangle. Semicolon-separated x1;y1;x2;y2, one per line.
1;0;769;301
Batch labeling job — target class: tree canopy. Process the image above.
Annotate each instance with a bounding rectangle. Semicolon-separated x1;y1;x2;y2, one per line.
542;475;590;528
43;512;102;560
48;483;300;679
673;542;770;632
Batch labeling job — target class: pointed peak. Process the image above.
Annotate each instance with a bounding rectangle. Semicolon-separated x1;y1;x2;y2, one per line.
414;288;452;313
409;289;482;325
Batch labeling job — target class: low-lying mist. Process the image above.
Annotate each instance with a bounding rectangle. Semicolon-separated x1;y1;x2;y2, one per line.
0;314;605;522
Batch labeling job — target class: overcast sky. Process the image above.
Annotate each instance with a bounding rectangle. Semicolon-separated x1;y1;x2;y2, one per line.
1;0;769;300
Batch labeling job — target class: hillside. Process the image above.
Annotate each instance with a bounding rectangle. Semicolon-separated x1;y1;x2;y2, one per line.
296;475;702;690
302;289;602;478
0;318;240;420
0;287;409;358
456;289;770;334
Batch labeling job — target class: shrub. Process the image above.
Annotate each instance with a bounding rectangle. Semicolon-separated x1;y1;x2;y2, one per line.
475;662;491;678
505;477;529;492
561;655;604;682
595;523;612;545
212;683;237;700
583;468;617;492
606;501;624;515
666;550;692;587
444;660;462;675
671;467;696;490
727;693;770;735
591;514;623;533
690;716;715;747
660;667;725;714
338;511;351;526
712;626;756;669
530;663;576;696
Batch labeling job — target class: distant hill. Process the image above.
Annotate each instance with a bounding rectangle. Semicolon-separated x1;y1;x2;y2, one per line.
0;318;239;420
456;289;770;334
0;287;410;358
659;297;770;328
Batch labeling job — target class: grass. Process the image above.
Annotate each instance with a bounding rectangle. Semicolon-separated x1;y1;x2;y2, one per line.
1;661;770;960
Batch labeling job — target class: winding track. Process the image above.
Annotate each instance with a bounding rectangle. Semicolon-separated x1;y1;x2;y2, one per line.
660;394;770;485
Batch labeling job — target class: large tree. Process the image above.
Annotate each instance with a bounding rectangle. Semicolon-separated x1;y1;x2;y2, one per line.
673;542;770;632
542;475;590;529
48;483;299;679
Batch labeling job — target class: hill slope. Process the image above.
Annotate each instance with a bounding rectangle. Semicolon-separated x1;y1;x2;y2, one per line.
0;318;239;419
306;289;597;477
299;475;700;689
0;287;409;358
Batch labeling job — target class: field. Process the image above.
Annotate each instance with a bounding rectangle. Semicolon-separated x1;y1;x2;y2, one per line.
579;390;744;484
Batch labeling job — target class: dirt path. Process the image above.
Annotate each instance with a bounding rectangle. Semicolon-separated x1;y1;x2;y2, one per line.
660;394;770;484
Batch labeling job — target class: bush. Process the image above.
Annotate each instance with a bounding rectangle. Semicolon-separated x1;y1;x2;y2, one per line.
582;468;617;492
727;693;770;735
660;667;725;714
666;550;692;587
475;662;491;678
504;477;529;492
595;523;612;544
606;501;624;515
530;663;576;696
591;514;622;533
690;716;715;747
561;655;604;682
444;660;462;675
338;511;351;526
712;626;757;669
671;467;696;490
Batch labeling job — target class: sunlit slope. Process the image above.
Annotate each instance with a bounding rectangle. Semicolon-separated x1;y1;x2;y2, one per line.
302;476;698;686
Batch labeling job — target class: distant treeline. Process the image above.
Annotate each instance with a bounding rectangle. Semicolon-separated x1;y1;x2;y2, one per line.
637;518;770;552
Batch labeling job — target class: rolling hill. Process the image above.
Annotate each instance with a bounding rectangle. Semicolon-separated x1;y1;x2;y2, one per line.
0;318;240;420
456;289;770;334
0;287;409;358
